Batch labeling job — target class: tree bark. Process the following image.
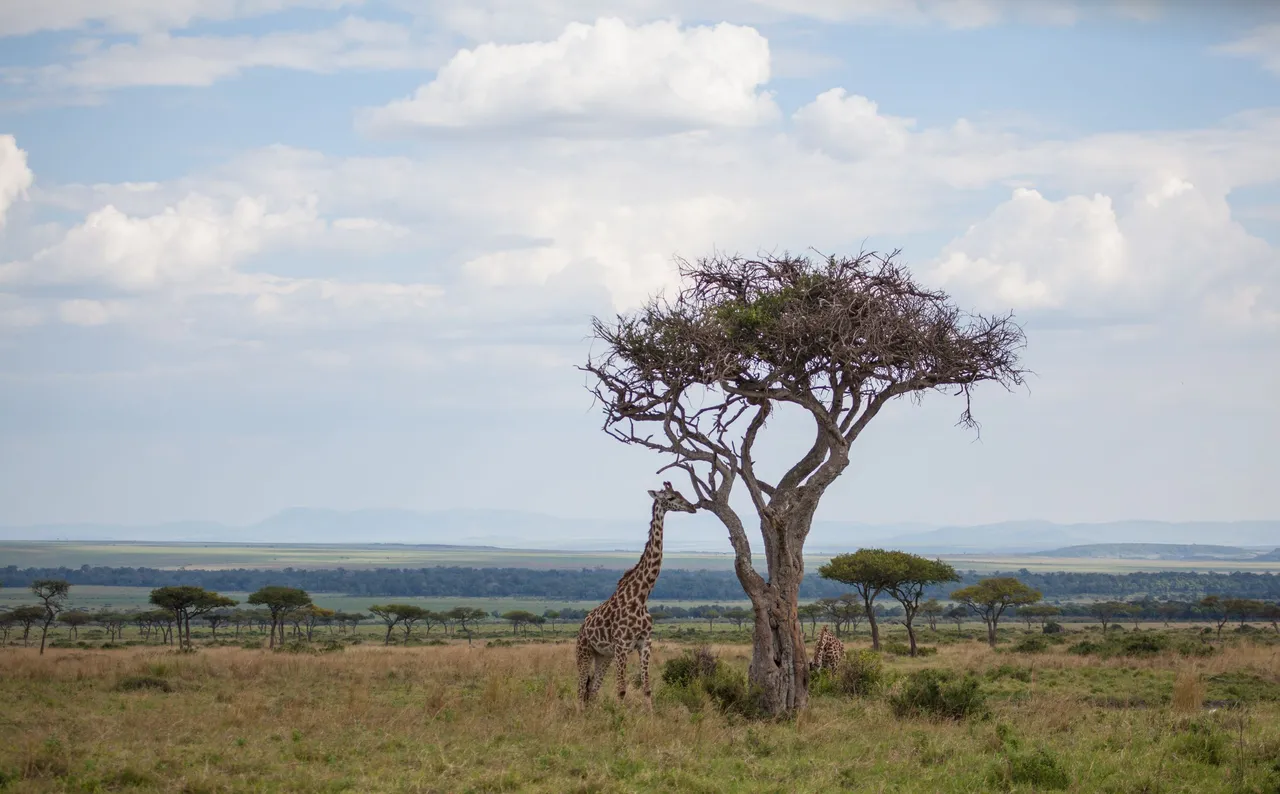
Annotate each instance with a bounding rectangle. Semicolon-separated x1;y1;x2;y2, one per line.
747;574;808;716
986;621;997;648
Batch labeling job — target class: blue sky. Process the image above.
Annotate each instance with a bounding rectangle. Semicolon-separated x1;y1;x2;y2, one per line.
0;1;1277;532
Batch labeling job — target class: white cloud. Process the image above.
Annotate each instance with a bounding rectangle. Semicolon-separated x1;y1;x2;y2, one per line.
0;0;362;37
930;178;1279;327
360;17;779;137
17;18;437;90
792;88;915;159
2;194;321;291
0;135;34;228
1216;23;1280;76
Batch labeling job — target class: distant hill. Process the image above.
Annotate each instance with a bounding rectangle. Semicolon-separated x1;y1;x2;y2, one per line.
1253;548;1280;562
1029;543;1260;560
1;511;1277;555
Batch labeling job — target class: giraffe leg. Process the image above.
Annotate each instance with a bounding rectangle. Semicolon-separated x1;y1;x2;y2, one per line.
576;646;594;708
639;638;653;710
589;654;609;701
614;643;630;701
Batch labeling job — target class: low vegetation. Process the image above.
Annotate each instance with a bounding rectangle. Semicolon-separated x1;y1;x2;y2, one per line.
1;626;1278;792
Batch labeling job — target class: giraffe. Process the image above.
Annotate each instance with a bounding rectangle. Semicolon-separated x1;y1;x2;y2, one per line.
809;625;845;674
576;481;696;708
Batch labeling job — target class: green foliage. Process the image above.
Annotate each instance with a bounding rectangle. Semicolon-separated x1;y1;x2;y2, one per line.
889;669;988;721
1206;672;1280;704
1011;635;1050;653
658;647;762;718
986;665;1032;683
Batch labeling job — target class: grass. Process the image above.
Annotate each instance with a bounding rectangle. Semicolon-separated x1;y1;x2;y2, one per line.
1;630;1279;792
5;541;1279;574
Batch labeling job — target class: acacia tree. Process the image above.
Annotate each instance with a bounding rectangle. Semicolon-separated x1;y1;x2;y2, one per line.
817;549;898;651
886;556;959;656
951;578;1041;647
921;598;945;632
1089;600;1127;633
945;605;968;635
797;603;823;638
369;605;403;644
1019;604;1060;630
58;611;92;640
11;605;45;646
31;579;71;654
247;586;311;647
150;586;237;650
585;251;1025;714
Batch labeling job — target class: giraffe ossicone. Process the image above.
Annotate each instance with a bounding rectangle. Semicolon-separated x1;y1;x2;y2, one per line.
575;481;696;708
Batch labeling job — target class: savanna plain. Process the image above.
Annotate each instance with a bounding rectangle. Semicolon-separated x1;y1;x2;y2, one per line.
2;622;1279;793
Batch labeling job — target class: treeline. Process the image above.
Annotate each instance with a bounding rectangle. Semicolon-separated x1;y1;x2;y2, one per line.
3;565;1280;601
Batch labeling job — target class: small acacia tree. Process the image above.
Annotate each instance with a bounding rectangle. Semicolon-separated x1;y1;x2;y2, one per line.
11;605;45;646
247;586;311;647
58;611;92;640
816;549;899;651
1019;604;1061;630
585;250;1025;715
31;579;71;654
150;586;238;650
887;556;959;656
1088;600;1127;633
921;598;945;632
951;578;1041;647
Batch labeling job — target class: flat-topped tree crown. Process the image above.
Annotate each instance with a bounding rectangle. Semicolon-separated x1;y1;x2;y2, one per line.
585;249;1027;716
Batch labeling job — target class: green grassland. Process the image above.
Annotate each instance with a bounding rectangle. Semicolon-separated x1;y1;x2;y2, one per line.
6;541;1280;574
1;625;1278;792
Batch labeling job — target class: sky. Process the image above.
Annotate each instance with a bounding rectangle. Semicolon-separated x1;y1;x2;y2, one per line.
0;0;1277;531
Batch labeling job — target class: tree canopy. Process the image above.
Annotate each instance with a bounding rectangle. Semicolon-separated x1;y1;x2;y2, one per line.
950;577;1041;647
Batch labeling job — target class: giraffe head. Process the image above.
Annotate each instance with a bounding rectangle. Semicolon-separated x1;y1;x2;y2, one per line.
648;481;697;514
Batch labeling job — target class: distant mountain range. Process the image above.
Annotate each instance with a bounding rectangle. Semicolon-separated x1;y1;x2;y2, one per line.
1028;543;1280;561
1;509;1277;555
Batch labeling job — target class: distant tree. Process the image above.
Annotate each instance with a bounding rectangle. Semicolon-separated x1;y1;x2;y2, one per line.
920;598;945;632
0;610;14;645
11;605;45;646
1157;602;1182;627
723;607;752;630
817;549;904;650
697;606;722;632
1087;601;1126;633
203;610;232;640
149;586;237;649
31;579;71;654
1199;596;1232;640
447;607;487;645
543;610;561;633
798;603;824;638
58;610;92;639
951;577;1041;647
369;605;403;645
885;555;960;656
817;594;864;638
501;610;539;635
247;586;312;647
1018;604;1061;630
397;606;429;641
301;605;335;641
96;611;129;642
1262;602;1280;635
1224;597;1265;628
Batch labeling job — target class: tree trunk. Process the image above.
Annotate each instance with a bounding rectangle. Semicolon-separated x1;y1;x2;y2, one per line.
905;618;917;656
986;621;997;648
747;578;808;717
866;607;881;651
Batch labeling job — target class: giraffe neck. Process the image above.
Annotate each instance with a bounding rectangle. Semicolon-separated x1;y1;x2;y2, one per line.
631;501;666;600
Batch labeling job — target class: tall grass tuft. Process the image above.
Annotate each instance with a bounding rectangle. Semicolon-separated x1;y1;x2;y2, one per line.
1172;670;1205;713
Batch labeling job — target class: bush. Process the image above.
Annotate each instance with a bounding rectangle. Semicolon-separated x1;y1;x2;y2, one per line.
659;647;762;718
274;640;318;655
318;639;345;653
661;646;719;688
1042;621;1064;634
1068;640;1102;656
882;640;911;656
115;676;172;693
986;664;1032;683
811;649;886;698
1011;635;1050;653
889;669;988;721
1107;632;1169;658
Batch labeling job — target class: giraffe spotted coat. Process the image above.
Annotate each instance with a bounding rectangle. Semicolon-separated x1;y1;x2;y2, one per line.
810;625;845;673
576;482;695;708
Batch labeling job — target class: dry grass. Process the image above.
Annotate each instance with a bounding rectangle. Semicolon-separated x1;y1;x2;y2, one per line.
1;635;1278;793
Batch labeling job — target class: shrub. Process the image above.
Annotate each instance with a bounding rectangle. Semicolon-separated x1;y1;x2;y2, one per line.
1042;621;1064;634
810;649;886;698
1068;640;1102;656
1011;635;1049;653
1107;632;1169;658
319;639;345;653
889;669;988;721
659;647;762;718
274;639;318;655
240;639;264;650
115;676;172;693
661;646;720;688
882;640;911;656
